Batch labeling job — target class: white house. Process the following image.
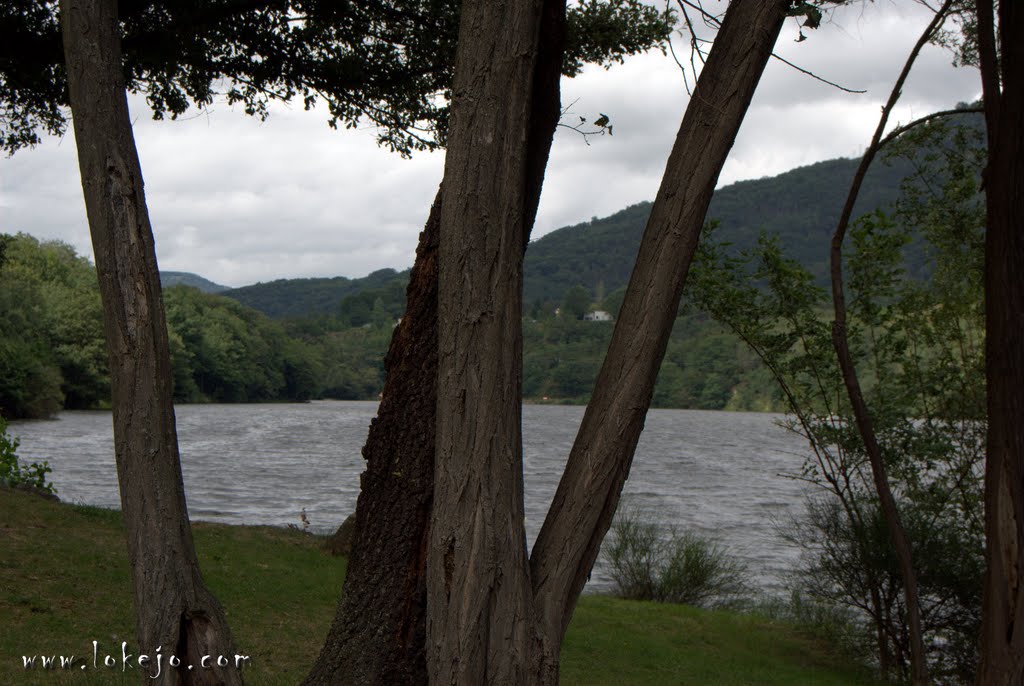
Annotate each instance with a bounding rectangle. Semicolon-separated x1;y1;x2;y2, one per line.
583;310;614;322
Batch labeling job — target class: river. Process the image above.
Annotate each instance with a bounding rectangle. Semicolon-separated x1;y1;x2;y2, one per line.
9;401;815;596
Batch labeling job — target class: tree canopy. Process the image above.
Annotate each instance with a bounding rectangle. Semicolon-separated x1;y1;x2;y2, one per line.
1;0;671;155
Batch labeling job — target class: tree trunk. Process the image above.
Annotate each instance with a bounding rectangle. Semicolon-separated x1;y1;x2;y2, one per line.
976;1;1024;683
302;194;441;686
60;2;241;684
529;0;789;663
428;0;546;682
303;1;567;683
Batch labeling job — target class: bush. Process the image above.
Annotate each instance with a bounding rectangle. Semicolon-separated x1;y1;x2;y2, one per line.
0;415;55;495
787;494;982;683
605;508;749;608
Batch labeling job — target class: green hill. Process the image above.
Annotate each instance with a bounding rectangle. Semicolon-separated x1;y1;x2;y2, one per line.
223;268;410;319
160;271;228;293
208;155;914;318
522;155;912;304
525;105;983;306
181;108;982;320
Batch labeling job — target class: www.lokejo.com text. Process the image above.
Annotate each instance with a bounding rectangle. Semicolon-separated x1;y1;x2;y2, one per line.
22;641;250;678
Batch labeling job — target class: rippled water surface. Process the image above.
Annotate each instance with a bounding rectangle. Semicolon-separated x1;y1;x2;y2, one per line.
10;402;813;594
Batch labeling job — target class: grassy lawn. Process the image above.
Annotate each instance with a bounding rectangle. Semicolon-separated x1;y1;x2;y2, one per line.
1;488;881;685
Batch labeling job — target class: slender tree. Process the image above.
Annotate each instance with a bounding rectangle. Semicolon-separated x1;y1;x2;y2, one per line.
530;0;792;661
827;4;957;683
60;0;241;683
976;1;1024;683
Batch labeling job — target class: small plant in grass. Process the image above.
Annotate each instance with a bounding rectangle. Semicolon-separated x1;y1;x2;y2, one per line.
605;507;749;608
0;415;55;495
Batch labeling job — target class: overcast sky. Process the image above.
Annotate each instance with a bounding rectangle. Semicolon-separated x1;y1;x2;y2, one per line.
0;1;982;288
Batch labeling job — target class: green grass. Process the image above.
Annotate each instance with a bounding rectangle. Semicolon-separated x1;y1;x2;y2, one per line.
1;489;881;685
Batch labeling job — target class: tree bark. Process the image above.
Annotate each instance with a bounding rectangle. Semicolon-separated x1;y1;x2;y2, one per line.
60;1;241;684
302;194;441;686
976;1;1024;683
529;0;789;664
428;0;546;682
303;1;567;683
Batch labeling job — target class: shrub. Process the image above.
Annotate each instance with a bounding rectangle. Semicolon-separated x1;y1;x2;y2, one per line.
0;415;55;495
605;508;749;608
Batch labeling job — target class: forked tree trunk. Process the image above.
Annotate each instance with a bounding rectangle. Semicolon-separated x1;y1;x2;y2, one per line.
432;1;789;684
303;1;567;684
313;1;787;683
60;1;241;684
976;1;1024;683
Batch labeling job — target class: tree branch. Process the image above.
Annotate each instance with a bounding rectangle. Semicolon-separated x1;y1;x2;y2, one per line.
876;105;985;151
676;0;866;94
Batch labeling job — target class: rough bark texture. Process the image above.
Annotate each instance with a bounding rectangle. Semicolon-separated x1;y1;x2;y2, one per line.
825;6;955;684
528;0;789;662
303;2;566;684
302;195;441;686
977;1;1024;683
428;0;545;683
60;1;242;684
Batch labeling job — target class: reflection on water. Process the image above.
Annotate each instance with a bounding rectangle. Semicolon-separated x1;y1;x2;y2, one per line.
10;401;813;595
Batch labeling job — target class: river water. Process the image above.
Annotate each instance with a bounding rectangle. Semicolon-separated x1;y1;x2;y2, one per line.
9;401;815;595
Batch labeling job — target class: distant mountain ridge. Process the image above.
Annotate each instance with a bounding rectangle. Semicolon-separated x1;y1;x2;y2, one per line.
161;271;229;293
200;155;907;318
223;268;411;319
181;109;979;319
520;154;913;304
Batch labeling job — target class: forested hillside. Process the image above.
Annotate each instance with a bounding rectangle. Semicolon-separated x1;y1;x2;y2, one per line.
0;234;333;418
521;155;912;304
213;152;919;317
1;112;981;418
160;271;228;293
223;268;410;318
0;233;107;418
0;231;779;417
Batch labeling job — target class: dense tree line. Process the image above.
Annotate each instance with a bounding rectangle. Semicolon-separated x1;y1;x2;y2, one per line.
223;268;409;319
163;286;322;403
1;232;793;418
522;306;778;409
0;233;381;416
0;233;106;418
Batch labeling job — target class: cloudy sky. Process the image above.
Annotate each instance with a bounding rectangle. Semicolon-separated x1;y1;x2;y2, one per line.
0;1;982;288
